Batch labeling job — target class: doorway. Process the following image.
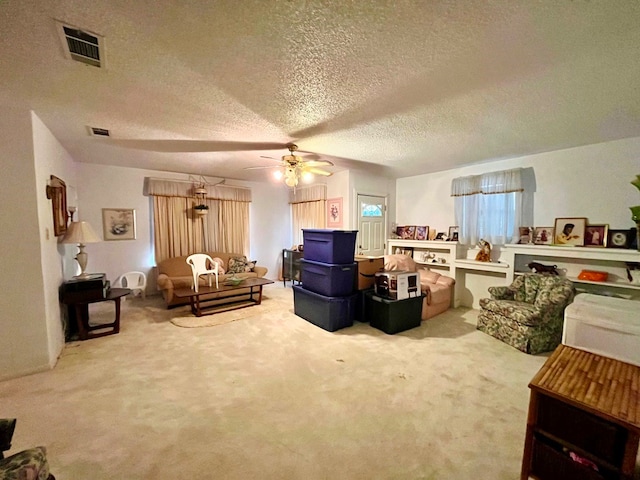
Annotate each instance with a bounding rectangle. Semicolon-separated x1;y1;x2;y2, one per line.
356;194;386;256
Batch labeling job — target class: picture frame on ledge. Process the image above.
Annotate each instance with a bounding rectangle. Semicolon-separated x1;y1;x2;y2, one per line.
533;227;554;245
607;228;632;249
553;217;587;246
415;226;429;241
584;224;608;248
447;226;459;242
102;208;136;241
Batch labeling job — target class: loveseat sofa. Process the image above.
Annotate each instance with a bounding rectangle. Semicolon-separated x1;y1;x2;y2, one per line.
157;252;268;307
383;254;455;320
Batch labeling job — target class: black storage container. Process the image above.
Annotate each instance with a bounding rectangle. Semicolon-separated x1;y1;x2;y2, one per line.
302;229;358;264
300;259;356;297
293;285;356;332
365;291;423;334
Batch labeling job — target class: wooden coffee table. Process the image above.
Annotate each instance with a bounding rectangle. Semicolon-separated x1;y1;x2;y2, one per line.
173;278;274;317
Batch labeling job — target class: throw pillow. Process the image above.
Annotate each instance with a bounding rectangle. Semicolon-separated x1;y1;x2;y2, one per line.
227;256;248;275
245;260;257;272
210;257;226;275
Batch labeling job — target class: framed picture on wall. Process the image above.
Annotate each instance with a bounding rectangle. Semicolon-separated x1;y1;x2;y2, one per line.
102;208;136;241
327;197;343;228
46;175;68;237
553;217;587;246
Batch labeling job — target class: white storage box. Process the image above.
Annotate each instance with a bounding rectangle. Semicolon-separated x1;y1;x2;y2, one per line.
374;270;419;300
562;293;640;367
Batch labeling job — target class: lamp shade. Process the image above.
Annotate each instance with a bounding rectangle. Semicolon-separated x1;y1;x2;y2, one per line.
62;221;101;244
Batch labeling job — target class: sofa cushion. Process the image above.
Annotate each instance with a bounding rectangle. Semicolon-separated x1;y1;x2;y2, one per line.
211;257;226;274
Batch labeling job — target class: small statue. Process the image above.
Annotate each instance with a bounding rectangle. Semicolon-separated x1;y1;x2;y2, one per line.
527;262;559;275
475;239;492;262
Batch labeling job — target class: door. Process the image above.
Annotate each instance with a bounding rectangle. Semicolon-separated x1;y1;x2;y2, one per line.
357;194;386;256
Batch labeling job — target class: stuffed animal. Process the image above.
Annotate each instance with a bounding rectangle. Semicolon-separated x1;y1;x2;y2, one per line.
527;262;559;275
475;239;492;262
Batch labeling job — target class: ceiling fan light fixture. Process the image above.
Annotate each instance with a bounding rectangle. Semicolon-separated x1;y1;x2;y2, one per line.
273;170;283;180
301;171;314;182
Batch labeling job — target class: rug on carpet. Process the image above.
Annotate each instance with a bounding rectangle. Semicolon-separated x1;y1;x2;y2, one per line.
170;297;282;328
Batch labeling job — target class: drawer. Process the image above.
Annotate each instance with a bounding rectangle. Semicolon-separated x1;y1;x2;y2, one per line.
531;436;615;480
537;395;627;466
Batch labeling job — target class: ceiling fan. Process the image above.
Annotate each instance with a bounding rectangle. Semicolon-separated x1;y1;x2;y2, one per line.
244;143;333;187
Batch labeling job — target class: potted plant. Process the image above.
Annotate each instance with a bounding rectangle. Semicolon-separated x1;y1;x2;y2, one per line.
194;204;209;216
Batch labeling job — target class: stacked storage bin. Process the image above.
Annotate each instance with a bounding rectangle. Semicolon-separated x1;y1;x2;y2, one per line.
293;229;358;332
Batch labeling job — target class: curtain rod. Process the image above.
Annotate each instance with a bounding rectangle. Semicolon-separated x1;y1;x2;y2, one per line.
146;177;251;190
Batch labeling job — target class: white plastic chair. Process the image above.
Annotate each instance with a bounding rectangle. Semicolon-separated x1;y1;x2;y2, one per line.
186;254;219;292
113;271;147;299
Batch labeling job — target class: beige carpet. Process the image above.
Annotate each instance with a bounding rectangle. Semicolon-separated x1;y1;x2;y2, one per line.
170;295;284;328
2;284;558;479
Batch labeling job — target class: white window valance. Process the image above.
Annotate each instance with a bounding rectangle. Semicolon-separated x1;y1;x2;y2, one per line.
451;168;523;197
144;178;252;202
289;184;327;204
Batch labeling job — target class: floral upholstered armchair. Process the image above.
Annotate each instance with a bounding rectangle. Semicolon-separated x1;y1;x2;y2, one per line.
0;419;55;480
477;273;575;354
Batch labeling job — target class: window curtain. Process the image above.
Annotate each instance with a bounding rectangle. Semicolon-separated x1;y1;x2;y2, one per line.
289;185;327;246
451;168;523;245
146;178;251;263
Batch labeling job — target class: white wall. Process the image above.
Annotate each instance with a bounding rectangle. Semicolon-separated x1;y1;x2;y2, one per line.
32;113;78;367
397;137;640;233
0;107;50;380
77;164;289;288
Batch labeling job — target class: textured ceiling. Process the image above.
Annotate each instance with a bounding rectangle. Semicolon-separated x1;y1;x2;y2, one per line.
1;0;639;183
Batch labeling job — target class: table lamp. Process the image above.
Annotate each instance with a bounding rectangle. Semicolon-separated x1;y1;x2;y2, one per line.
62;221;101;278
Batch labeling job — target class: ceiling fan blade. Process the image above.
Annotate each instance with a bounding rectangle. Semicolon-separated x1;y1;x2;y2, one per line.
243;165;283;170
103;139;288;153
304;167;333;177
303;159;334;167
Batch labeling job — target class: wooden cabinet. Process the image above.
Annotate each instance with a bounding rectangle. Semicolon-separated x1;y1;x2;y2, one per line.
282;249;303;286
521;345;640;480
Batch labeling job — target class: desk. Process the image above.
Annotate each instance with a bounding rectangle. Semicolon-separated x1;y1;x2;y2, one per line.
61;288;130;340
521;344;640;480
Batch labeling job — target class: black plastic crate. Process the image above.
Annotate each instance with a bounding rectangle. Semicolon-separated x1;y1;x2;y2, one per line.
365;292;423;334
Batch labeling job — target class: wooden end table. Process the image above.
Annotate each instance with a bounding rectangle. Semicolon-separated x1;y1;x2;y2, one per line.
521;344;640;480
174;278;274;317
61;287;131;340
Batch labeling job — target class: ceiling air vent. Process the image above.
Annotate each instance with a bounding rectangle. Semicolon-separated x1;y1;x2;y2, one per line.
57;22;104;68
89;127;110;137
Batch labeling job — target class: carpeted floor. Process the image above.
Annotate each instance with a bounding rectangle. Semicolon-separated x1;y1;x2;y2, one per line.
2;284;552;479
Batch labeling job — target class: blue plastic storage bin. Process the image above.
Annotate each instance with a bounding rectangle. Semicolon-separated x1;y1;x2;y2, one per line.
302;229;358;264
300;259;357;297
293;285;356;332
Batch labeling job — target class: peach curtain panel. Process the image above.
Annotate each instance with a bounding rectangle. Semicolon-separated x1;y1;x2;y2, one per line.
147;178;251;263
289;185;327;246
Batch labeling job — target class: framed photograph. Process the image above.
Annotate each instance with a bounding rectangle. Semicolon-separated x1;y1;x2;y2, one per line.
435;232;446;240
584;224;608;247
45;175;68;237
415;226;429;241
518;226;532;244
447;226;459;242
397;225;416;239
607;229;632;249
533;227;554;245
553;217;587;246
327;197;343;228
102;208;136;241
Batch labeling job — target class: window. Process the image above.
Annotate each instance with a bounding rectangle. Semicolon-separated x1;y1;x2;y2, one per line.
451;169;523;245
361;203;383;217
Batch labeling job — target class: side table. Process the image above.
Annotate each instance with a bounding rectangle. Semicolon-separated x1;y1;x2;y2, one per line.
61;287;131;340
521;344;640;480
